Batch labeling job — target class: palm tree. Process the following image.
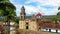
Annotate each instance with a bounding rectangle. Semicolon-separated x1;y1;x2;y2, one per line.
0;0;16;34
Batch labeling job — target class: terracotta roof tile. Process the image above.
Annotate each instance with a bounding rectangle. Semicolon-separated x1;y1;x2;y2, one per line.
38;20;60;29
0;26;4;31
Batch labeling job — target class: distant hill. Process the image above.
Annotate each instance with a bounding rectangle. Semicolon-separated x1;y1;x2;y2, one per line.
26;15;56;18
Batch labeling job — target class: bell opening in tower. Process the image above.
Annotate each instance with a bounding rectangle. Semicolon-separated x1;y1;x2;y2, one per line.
26;26;28;29
26;22;29;29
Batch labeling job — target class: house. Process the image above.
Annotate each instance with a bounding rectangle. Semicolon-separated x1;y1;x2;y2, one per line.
38;20;60;33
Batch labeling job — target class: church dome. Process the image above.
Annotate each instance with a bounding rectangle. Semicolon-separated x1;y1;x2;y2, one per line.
36;13;42;18
36;13;42;16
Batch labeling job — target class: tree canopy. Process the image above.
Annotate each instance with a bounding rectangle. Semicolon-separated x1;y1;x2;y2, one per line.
56;7;60;21
0;0;16;34
0;0;16;22
58;7;60;10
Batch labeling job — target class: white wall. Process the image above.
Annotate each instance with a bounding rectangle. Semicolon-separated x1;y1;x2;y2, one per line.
3;22;15;25
57;29;60;33
10;27;15;30
41;28;60;33
51;29;56;32
41;29;49;32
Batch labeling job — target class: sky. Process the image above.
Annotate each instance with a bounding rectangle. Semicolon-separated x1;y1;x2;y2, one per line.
9;0;60;16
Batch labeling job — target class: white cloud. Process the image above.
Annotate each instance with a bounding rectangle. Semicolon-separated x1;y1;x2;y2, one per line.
9;0;60;16
25;6;40;14
25;0;60;6
36;6;58;15
24;0;60;15
12;4;59;16
15;5;44;16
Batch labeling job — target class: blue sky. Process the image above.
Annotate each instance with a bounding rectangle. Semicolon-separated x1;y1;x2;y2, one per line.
9;0;60;16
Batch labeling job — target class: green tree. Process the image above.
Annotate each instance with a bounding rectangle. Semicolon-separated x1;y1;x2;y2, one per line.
57;12;60;18
56;7;60;22
15;17;19;24
0;0;16;34
57;7;60;18
57;12;60;21
58;7;60;10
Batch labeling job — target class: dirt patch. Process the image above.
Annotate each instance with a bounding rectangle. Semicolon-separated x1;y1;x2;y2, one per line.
10;29;55;34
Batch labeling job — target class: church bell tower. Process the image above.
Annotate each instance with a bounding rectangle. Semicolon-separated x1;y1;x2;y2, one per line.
20;6;26;20
19;6;26;29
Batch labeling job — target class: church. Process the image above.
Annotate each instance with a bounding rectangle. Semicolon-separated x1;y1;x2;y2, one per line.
19;6;42;31
19;6;60;33
10;6;60;34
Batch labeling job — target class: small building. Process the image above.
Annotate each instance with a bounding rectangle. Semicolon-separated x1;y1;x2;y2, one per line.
38;20;60;33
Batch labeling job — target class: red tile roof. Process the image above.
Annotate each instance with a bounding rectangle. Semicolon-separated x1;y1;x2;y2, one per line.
38;20;60;29
0;26;4;31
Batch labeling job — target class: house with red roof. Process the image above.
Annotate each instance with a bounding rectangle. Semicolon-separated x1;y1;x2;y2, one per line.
35;13;60;33
37;17;60;33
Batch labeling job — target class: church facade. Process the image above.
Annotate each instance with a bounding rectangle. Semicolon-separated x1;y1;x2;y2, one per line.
19;6;41;31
